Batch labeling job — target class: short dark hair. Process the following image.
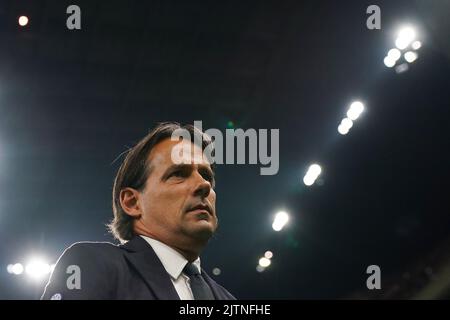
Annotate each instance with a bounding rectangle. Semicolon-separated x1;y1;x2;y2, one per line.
108;122;214;243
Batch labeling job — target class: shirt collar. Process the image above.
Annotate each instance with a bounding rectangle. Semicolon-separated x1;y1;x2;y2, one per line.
140;235;201;279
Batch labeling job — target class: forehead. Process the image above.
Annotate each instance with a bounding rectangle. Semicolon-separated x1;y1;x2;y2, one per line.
147;138;211;170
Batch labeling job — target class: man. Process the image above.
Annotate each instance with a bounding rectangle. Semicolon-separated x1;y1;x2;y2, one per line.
41;122;235;300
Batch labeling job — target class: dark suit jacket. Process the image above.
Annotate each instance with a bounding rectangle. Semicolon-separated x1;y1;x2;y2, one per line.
41;236;236;300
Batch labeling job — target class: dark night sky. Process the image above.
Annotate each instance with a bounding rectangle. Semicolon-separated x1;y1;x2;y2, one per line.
0;0;449;299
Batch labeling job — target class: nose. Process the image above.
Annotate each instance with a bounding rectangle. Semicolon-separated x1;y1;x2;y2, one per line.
192;172;212;199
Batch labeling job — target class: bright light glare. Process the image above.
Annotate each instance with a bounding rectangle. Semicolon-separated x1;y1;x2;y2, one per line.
395;27;416;49
18;16;29;27
309;164;322;176
259;257;271;268
347;101;364;120
264;251;273;259
398;27;416;43
303;174;315;186
341;118;353;130
303;164;322;186
12;263;24;275
395;38;408;50
25;259;51;280
272;211;289;231
384;56;396;68
404;51;418;63
412;41;422;50
387;48;401;61
338;124;349;135
256;265;265;273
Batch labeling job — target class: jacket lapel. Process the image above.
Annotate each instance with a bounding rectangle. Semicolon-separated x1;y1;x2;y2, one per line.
121;236;180;300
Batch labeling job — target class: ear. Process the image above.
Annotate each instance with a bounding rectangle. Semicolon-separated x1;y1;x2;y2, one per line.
119;187;142;218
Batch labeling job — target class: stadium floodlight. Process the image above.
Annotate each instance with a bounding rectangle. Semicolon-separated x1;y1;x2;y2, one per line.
25;258;51;280
404;51;418;63
18;16;29;27
387;48;401;61
395;26;416;50
258;257;271;268
384;55;396;68
264;251;273;259
347;101;364;120
272;211;289;231
411;41;422;50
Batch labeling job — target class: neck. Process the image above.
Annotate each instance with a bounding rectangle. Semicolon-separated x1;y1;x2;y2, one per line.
172;245;200;262
134;223;205;262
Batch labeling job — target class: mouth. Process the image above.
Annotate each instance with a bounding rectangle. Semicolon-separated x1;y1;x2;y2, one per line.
187;203;212;216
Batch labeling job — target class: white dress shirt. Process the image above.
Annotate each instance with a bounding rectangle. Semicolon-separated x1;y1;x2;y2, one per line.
140;235;201;300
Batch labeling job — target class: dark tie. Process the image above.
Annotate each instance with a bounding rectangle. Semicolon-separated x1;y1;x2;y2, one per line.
183;263;215;300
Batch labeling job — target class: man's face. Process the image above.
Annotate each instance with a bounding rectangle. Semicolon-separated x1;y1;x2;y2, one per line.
137;138;217;246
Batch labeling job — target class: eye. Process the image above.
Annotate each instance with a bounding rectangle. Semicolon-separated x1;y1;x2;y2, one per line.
200;170;215;186
170;169;188;178
202;172;213;182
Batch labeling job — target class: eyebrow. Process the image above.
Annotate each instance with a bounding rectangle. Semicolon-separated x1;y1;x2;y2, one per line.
161;163;215;180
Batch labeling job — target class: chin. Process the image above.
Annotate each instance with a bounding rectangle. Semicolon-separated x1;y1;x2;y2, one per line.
188;222;216;241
